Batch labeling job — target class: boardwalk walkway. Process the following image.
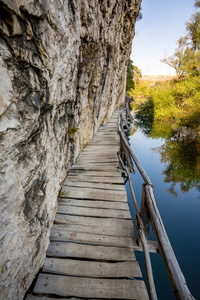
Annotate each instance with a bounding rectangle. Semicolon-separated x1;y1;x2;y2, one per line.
26;109;149;300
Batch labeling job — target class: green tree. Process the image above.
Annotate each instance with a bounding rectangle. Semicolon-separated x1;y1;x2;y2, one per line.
161;1;200;76
195;0;200;8
126;59;135;94
126;60;142;95
133;65;142;83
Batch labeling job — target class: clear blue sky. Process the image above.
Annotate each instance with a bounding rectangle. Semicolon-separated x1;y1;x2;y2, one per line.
131;0;196;75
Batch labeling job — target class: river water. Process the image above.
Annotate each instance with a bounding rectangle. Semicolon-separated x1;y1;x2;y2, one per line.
125;119;200;299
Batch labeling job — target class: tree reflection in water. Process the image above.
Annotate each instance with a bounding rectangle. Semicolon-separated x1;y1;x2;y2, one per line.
133;116;200;196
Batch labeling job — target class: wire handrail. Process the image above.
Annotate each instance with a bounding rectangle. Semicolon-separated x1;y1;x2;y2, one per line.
117;103;195;300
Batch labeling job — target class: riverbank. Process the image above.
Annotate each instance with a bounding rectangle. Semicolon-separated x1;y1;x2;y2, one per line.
130;75;200;130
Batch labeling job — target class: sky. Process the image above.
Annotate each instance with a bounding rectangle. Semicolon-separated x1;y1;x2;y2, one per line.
131;0;196;75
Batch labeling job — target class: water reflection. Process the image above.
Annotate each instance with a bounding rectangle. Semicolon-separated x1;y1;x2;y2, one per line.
133;116;200;195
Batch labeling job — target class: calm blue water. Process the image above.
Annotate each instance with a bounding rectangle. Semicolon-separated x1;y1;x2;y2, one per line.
125;126;200;300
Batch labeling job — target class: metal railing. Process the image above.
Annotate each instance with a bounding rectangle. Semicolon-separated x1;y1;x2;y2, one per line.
117;104;195;300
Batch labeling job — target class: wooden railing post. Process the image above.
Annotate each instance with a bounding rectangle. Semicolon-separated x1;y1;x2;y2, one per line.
135;184;151;245
141;184;151;238
121;139;135;174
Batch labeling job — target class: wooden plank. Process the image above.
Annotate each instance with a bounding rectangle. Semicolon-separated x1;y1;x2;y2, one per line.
82;148;118;152
80;151;118;155
73;162;119;167
43;258;142;278
47;242;136;261
34;274;149;299
70;165;118;172
52;222;132;237
92;136;118;140
54;215;134;237
72;161;119;166
59;186;127;201
82;147;118;152
68;171;121;177
78;157;117;161
61;185;126;196
56;205;131;219
91;139;118;143
83;144;118;148
97;129;117;133
94;133;118;137
65;175;124;184
77;156;118;160
78;151;117;156
63;181;125;191
90;142;118;146
50;230;136;248
58;198;129;209
77;155;118;159
76;158;119;163
98;126;117;129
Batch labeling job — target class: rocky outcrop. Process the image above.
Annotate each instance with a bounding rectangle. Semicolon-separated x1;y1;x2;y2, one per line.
0;0;141;299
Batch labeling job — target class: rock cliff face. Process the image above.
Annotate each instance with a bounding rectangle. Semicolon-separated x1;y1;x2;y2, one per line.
0;0;141;298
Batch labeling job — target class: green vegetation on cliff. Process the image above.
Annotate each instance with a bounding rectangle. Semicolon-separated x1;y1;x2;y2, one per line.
126;60;141;95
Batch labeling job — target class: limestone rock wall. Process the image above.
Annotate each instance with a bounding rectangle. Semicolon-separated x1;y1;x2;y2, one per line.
0;0;141;299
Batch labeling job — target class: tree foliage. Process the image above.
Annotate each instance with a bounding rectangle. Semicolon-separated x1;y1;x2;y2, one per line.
126;60;142;95
161;1;200;76
126;59;135;93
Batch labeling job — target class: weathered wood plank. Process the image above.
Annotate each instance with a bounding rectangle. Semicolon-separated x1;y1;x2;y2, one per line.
90;138;118;146
83;144;118;148
52;222;132;237
62;181;125;191
79;150;117;155
65;174;124;184
80;151;118;156
54;213;133;227
47;242;136;261
70;165;118;172
79;157;117;161
82;149;118;153
68;171;120;177
54;215;134;237
82;148;118;153
73;162;119;167
76;156;118;162
43;258;142;278
50;230;136;248
59;186;127;201
94;133;118;137
92;136;118;141
56;205;132;219
58;198;129;209
77;155;118;160
76;160;119;165
99;127;117;133
60;185;126;196
74;163;119;169
98;126;117;130
34;274;149;299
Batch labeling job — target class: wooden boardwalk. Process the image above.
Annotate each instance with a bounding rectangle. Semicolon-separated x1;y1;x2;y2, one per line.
26;110;149;300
